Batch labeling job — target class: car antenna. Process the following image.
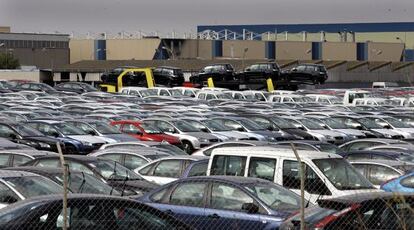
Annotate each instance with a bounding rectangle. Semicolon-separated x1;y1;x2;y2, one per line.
121;170;129;197
77;172;86;193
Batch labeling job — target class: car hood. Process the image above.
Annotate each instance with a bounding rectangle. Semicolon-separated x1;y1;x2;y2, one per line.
213;131;249;140
146;133;180;143
251;130;284;138
67;135;105;144
282;128;315;139
23;136;59;144
182;132;218;139
333;129;365;136
310;130;344;137
101;134;138;142
108;179;159;194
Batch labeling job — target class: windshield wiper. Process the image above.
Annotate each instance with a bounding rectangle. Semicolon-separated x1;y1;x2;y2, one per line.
121;170;129;197
77;172;86;193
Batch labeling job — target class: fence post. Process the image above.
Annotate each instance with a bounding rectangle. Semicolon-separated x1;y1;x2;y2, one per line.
291;143;305;230
57;143;68;230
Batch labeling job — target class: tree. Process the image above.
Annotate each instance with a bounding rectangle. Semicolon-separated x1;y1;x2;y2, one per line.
0;53;20;69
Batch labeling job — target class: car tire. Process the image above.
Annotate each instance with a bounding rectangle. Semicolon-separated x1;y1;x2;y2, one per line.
182;141;194;154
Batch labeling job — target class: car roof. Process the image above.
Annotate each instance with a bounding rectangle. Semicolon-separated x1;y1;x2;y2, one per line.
349;159;414;167
32;155;102;163
153;155;207;161
211;146;341;159
177;176;272;185
345;150;408;156
275;140;334;145
0;149;57;157
0;169;40;177
318;191;414;206
5;166;82;175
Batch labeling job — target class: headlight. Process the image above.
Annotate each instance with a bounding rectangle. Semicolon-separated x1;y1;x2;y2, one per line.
267;137;276;142
198;138;208;142
384;133;393;138
38;142;51;148
82;141;93;146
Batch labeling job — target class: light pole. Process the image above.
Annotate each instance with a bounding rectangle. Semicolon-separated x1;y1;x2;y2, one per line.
242;48;249;70
0;43;4;69
396;37;406;61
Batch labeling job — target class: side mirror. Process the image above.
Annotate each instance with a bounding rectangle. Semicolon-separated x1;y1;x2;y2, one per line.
136;131;143;136
384;125;391;129
245;68;251;71
8;133;17;140
166;128;175;133
267;126;274;131
201;128;209;133
237;127;245;132
0;196;18;204
356;125;364;130
241;203;259;214
51;132;60;138
88;131;96;136
291;68;297;72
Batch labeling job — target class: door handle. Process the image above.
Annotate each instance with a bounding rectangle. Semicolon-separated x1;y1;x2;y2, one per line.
165;209;174;215
207;213;220;219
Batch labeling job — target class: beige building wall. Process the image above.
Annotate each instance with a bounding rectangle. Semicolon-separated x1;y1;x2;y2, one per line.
0;26;10;33
356;32;414;49
322;42;357;61
69;39;94;63
196;40;213;60
106;39;161;60
179;39;214;59
0;70;43;82
276;41;312;60
222;40;265;59
367;42;404;62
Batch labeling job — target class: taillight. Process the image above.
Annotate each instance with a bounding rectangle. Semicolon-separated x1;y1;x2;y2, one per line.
314;203;361;229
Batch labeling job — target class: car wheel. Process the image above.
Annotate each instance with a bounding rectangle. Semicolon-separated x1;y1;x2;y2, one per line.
182;141;194;154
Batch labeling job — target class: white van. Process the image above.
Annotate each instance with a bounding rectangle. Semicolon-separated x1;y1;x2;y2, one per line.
207;146;377;204
372;82;399;88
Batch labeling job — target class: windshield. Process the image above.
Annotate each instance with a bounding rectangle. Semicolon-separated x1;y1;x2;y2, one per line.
292;97;313;103
299;119;325;130
4;176;63;198
169;89;183;96
317;143;342;154
173;121;200;132
14;125;45;137
396;154;414;163
357;118;385;129
313;158;374;190
89;122;121;134
203;120;231;131
140;123;163;134
217;93;233;100
54;173;119;195
91;160;142;180
270;117;297;129
239;119;265;131
55;123;86;135
383;117;412;128
140;89;157;97
323;118;348;129
244;183;301;211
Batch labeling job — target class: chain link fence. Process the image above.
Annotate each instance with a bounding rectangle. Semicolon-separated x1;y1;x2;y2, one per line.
0;144;412;229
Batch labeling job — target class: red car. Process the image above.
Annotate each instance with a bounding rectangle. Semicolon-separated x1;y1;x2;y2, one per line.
111;120;182;146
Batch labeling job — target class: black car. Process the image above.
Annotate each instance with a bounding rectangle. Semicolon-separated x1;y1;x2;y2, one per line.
281;192;414;230
190;63;235;84
13;82;58;94
244;115;316;140
0;194;191;230
0;149;57;168
153;66;185;87
54;82;98;94
6;166;121;195
242;62;281;82
0;121;62;152
23;155;159;196
286;64;328;84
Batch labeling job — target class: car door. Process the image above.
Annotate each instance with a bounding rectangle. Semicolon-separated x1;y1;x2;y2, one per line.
204;182;267;230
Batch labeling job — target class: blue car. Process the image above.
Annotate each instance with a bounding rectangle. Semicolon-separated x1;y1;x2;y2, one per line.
381;171;414;192
138;176;302;230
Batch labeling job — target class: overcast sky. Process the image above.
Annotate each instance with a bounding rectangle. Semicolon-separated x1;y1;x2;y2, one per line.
1;0;413;36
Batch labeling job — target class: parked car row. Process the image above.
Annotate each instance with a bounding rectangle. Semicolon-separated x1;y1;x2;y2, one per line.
0;82;413;229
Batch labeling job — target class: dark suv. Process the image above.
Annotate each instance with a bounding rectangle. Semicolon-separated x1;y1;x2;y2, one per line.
153;66;185;87
287;64;328;84
54;82;98;94
190;63;235;84
242;62;281;82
